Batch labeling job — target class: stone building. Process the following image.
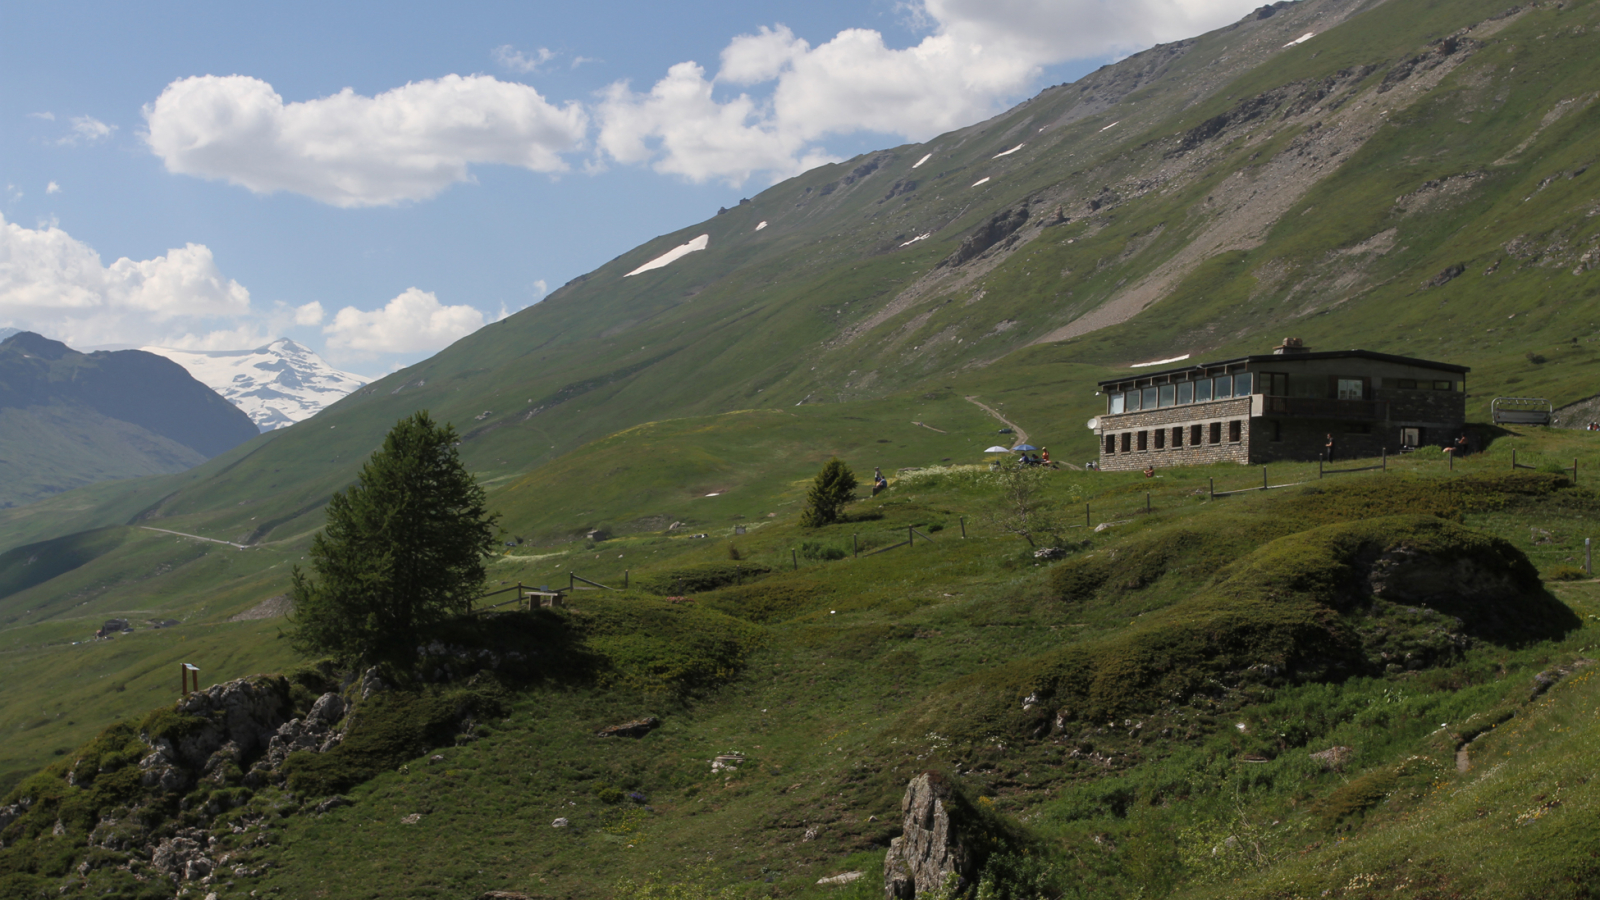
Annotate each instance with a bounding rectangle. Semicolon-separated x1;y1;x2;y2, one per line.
1093;339;1468;471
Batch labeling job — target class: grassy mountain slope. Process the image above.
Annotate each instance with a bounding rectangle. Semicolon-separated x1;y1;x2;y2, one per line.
4;448;1599;899
0;333;261;507
8;0;1600;893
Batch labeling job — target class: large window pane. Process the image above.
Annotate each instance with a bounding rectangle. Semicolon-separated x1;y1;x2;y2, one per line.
1125;390;1140;411
1110;392;1125;414
1159;384;1175;407
1142;387;1158;409
1214;375;1232;399
1234;372;1252;397
1337;378;1363;400
1177;381;1194;404
1194;379;1212;402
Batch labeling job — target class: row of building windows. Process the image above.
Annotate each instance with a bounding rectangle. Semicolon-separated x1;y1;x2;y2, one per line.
1107;373;1251;414
1104;420;1243;454
1106;373;1457;415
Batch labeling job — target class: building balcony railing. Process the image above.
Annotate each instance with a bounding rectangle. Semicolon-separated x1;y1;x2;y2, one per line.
1260;396;1386;420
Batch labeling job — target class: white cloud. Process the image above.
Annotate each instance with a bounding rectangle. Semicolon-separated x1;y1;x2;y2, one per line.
29;112;55;121
293;300;325;325
571;56;601;69
144;74;588;207
0;212;253;347
597;1;1263;184
60;116;115;146
46;181;61;194
323;287;484;353
493;44;556;73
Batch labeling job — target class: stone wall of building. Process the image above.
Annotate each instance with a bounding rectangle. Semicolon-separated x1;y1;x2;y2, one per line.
1097;397;1253;471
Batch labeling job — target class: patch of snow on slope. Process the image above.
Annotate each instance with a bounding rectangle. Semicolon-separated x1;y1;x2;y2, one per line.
1099;121;1120;132
1130;354;1191;368
142;339;367;431
993;143;1025;158
625;234;709;276
971;177;990;187
755;221;768;231
900;233;932;247
912;153;932;168
1284;32;1315;46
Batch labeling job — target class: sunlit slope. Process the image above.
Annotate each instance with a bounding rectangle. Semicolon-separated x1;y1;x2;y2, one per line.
29;0;1600;556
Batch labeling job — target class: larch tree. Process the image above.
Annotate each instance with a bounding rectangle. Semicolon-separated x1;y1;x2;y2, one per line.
800;457;858;527
288;411;499;668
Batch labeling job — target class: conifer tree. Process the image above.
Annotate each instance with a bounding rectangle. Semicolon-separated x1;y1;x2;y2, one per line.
800;457;858;527
288;411;498;667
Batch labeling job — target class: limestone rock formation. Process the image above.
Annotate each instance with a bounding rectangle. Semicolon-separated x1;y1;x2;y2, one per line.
883;772;974;899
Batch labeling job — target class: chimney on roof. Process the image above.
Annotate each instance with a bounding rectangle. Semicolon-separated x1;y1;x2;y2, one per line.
1273;337;1309;355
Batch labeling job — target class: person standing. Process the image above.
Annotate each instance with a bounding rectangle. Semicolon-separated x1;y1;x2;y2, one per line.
1324;433;1336;463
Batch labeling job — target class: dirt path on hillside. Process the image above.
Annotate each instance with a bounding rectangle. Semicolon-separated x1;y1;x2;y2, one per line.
965;396;1028;446
140;526;249;550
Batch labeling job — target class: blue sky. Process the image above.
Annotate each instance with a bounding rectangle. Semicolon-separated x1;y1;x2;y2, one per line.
1;0;1261;378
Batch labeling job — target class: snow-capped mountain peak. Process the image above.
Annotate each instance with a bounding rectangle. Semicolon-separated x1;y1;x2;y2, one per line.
141;339;367;431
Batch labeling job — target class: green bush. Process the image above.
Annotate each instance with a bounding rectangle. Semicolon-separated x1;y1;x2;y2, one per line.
798;540;846;561
1546;564;1588;581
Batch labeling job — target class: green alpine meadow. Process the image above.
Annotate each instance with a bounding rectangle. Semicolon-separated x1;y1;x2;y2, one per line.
6;0;1600;897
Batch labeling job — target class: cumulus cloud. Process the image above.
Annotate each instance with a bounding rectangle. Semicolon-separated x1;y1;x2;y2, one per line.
293;301;324;325
493;44;556;73
597;0;1262;184
0;212;254;348
46;181;61;194
144;74;588;207
323;287;484;353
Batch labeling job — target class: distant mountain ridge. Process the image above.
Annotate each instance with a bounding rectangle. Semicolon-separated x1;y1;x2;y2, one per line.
0;332;260;507
141;340;367;431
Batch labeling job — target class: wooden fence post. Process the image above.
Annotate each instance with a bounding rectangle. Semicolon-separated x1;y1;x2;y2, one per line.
1146;491;1151;512
1209;477;1214;500
1262;466;1268;491
792;549;798;571
959;517;967;539
907;526;914;548
1086;503;1091;527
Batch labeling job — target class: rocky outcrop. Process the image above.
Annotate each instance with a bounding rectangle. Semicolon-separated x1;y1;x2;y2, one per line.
597;716;660;738
939;206;1030;269
883;772;975;899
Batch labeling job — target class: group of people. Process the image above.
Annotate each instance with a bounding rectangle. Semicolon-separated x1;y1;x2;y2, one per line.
1585;422;1600;432
1017;447;1059;469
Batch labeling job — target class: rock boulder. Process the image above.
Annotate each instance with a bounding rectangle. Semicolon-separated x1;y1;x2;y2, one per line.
883;772;975;899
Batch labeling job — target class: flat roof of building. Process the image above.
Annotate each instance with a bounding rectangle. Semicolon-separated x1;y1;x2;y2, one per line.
1097;349;1469;387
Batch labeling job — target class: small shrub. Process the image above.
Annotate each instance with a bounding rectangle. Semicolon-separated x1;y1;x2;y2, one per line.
1546;564;1587;582
798;540;846;561
726;543;741;560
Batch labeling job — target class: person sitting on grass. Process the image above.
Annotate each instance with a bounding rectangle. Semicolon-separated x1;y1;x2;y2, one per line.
1144;465;1156;478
